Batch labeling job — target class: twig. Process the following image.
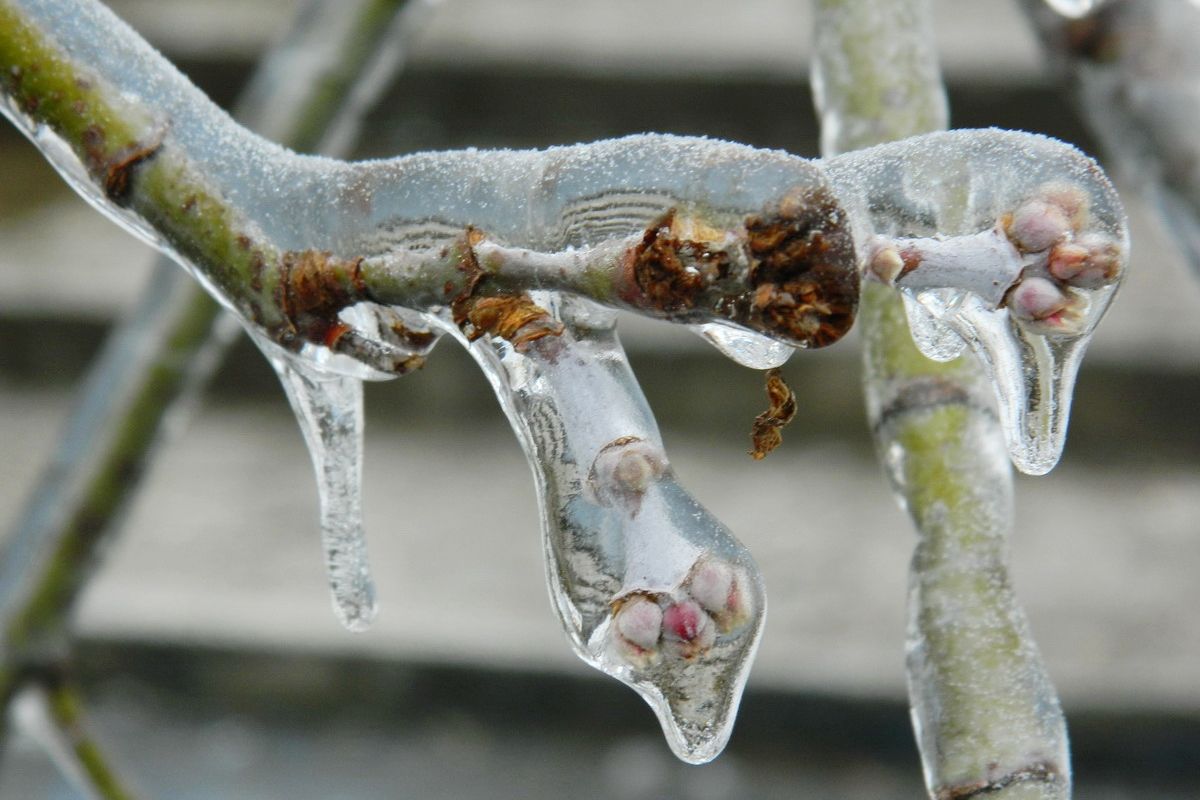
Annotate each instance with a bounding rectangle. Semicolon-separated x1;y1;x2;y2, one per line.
10;676;136;800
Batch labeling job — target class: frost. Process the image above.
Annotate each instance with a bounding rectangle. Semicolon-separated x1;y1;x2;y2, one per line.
252;332;376;632
691;323;794;369
826;130;1127;474
433;295;766;764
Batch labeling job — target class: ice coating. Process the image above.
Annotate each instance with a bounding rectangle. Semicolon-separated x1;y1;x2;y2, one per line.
900;290;968;362
691;323;794;369
887;406;1071;799
826;130;1127;474
432;295;766;764
253;332;377;632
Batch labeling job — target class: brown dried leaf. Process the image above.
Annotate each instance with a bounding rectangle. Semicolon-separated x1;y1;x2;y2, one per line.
749;368;797;460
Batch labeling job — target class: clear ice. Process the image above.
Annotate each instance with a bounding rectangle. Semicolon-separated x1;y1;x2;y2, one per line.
889;402;1071;798
252;331;377;632
1037;0;1200;280
1042;0;1110;18
432;296;766;764
690;323;794;369
826;130;1127;474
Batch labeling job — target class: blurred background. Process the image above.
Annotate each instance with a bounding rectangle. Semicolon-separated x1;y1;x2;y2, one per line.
1;0;1197;796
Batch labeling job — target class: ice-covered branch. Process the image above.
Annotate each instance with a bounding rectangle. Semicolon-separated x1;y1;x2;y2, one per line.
0;0;1127;407
813;1;1072;798
0;0;418;718
10;677;138;800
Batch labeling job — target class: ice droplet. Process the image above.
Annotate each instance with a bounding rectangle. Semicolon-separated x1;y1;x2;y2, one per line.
435;295;765;763
252;332;377;632
900;290;968;362
942;293;1110;475
1043;0;1108;18
691;323;794;369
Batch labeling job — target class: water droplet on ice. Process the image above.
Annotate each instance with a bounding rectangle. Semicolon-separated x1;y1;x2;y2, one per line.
901;290;968;362
944;293;1113;475
691;323;794;369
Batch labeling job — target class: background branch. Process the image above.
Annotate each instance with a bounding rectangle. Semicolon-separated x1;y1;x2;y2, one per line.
0;0;422;791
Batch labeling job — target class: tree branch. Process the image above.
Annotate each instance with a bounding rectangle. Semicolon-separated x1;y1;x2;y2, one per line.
0;0;424;788
1;0;1129;380
811;1;1071;798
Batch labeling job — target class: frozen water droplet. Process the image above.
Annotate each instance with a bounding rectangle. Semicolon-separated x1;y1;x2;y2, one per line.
433;295;765;763
944;290;1114;475
251;333;377;631
1043;0;1107;18
691;323;794;369
901;290;968;362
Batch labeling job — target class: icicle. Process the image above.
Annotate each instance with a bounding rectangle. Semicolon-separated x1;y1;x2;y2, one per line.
435;294;766;764
690;323;794;369
828;130;1128;474
251;331;376;632
944;293;1107;475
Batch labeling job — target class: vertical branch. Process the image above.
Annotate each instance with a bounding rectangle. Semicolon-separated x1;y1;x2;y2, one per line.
810;1;1070;798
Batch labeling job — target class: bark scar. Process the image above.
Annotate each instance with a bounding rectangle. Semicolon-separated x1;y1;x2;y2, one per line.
81;123;168;203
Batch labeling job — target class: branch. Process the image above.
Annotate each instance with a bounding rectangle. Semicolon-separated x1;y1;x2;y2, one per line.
10;677;136;800
0;0;420;752
811;1;1070;798
1;0;1130;385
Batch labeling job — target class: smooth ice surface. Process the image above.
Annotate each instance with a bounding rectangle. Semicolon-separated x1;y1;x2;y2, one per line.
826;130;1127;474
691;323;794;369
900;290;968;362
9;687;95;798
434;297;766;764
252;333;377;633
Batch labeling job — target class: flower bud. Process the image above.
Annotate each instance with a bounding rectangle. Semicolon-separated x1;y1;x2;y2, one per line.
1008;276;1084;335
613;594;664;665
662;599;716;659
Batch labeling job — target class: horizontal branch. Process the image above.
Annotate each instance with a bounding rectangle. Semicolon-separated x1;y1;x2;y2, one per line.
1;0;1127;379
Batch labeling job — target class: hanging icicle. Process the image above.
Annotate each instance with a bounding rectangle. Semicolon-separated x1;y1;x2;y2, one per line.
432;293;766;764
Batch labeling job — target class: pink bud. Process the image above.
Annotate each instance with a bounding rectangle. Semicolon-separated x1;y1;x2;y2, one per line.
615;595;663;649
687;558;754;634
1048;233;1122;289
662;600;716;659
1009;199;1070;253
587;437;668;511
1008;277;1084;334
